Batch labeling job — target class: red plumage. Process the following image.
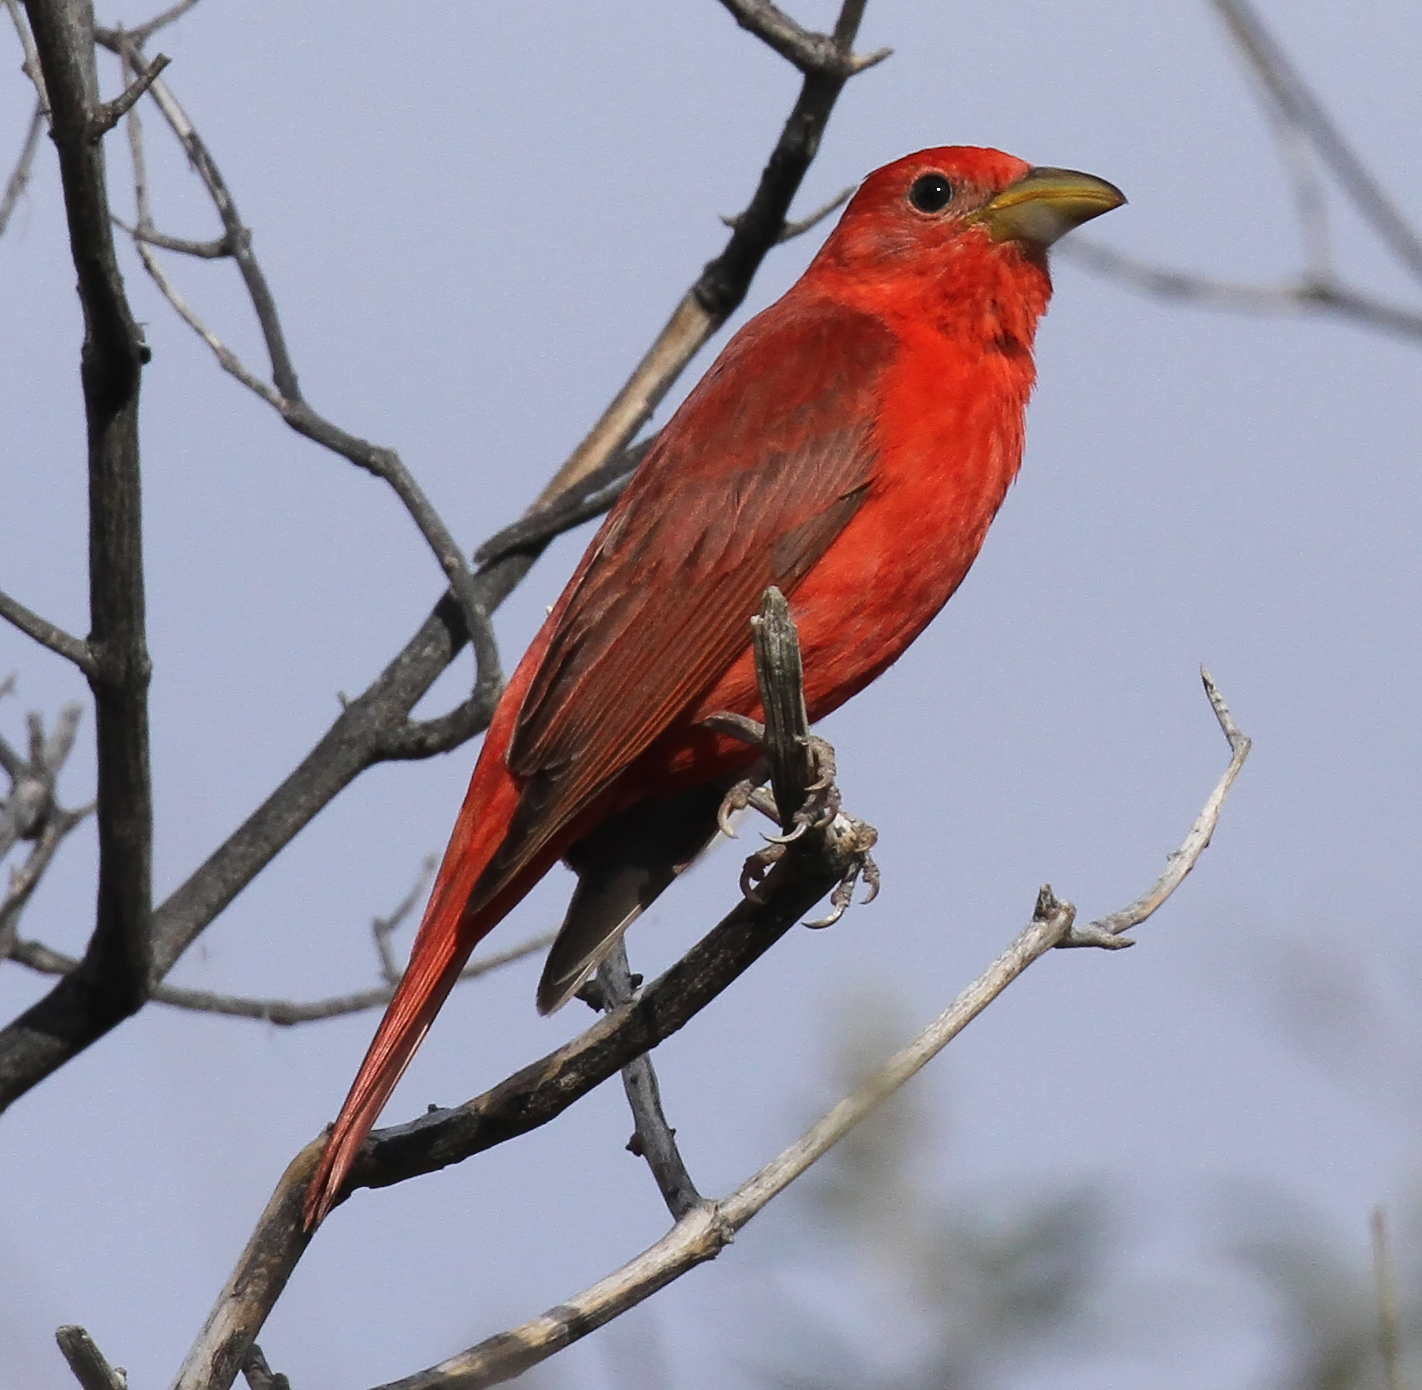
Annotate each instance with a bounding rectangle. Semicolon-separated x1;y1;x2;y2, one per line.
304;146;1123;1228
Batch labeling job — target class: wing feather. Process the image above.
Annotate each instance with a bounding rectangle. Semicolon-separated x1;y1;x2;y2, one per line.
475;297;897;905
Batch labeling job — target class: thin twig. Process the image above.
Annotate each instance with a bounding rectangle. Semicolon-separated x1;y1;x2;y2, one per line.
10;922;553;1025
0;589;95;672
125;0;200;47
1060;666;1250;947
0;806;92;959
1372;1207;1403;1390
1060;239;1422;344
533;0;885;506
472;440;651;569
0;98;45;237
716;0;889;78
376;672;1251;1388
5;0;48;112
373;855;437;985
595;940;704;1220
1211;0;1422;287
113;216;228;257
88;51;168;140
101;40;499;692
0;701;82;862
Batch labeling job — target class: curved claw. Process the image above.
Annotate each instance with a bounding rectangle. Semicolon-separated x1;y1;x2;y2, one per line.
717;777;759;838
804;899;848;930
763;820;809;846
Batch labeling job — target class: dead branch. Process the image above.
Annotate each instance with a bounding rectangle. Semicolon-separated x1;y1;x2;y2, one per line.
1067;2;1422;343
1060;239;1422;344
593;938;705;1221
369;675;1250;1389
0;96;44;236
103;39;501;698
169;586;880;1390
10;919;553;1026
0;589;94;671
55;1325;126;1390
1211;0;1422;287
9;0;157;1097
0;0;885;1109
532;0;883;505
86;48;166;139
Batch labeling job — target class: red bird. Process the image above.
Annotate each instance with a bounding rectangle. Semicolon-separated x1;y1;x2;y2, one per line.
304;147;1123;1227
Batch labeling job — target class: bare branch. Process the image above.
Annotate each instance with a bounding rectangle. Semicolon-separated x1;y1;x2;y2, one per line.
10;921;553;1025
98;48;500;688
472;439;651;569
716;0;889;77
0;588;95;671
594;940;704;1221
0;98;45;237
1372;1208;1402;1390
124;0;200;47
373;854;437;985
375;675;1251;1388
1059;238;1422;343
0;805;91;959
0;0;875;1111
5;0;48;111
55;1325;126;1390
775;183;854;243
171;597;877;1390
87;49;167;140
363;894;1079;1390
1211;0;1422;287
0;700;82;862
15;0;157;1071
113;216;228;257
534;0;886;505
1059;666;1250;948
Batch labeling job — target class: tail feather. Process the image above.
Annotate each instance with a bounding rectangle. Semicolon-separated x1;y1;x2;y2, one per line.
303;762;527;1230
302;912;471;1228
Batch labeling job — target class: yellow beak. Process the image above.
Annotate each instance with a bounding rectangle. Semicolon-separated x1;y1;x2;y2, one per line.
977;167;1126;246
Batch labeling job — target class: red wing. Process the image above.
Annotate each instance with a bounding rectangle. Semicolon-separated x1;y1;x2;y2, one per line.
475;297;897;905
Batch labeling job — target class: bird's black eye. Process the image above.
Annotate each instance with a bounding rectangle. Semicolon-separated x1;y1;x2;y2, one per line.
908;172;954;213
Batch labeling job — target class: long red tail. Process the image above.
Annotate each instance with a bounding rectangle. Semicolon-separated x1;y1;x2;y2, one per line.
303;760;525;1229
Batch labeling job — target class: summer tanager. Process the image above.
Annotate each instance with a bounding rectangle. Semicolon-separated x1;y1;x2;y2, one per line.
304;146;1123;1228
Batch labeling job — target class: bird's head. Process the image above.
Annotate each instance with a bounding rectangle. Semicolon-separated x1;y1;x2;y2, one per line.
808;146;1124;311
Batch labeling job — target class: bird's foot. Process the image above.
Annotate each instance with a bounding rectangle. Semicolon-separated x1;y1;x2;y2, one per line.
765;733;840;843
805;813;880;927
716;776;781;839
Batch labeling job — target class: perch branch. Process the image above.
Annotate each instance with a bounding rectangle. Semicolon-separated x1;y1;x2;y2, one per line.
373;674;1251;1389
169;588;875;1390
